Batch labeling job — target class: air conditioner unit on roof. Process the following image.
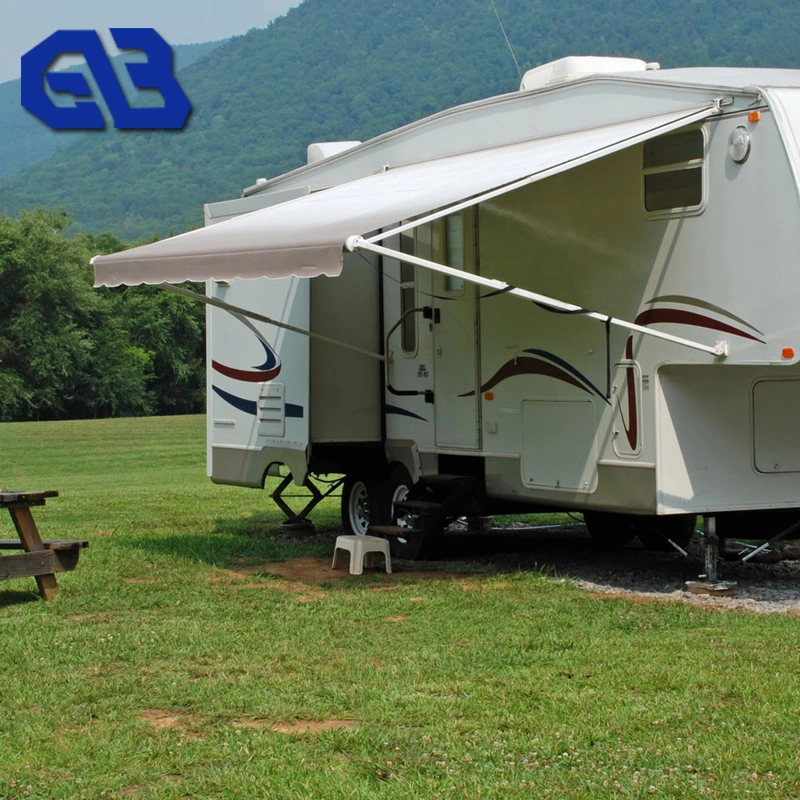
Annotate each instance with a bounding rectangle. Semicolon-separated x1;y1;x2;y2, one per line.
520;56;658;91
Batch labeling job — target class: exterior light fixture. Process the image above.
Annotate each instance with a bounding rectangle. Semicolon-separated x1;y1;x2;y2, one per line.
728;126;751;164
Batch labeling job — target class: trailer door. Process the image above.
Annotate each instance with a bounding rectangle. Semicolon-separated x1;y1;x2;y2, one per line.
433;210;480;449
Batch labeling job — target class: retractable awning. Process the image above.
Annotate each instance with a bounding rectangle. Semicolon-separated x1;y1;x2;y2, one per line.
92;103;718;288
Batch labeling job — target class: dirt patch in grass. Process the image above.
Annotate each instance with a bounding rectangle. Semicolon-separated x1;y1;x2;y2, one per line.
228;530;800;614
232;718;268;729
265;556;341;583
270;719;355;735
294;592;327;603
220;560;333;601
459;579;510;591
243;556;478;586
142;709;201;734
217;553;497;602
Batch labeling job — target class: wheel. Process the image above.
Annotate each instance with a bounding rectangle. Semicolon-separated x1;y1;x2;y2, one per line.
380;465;432;559
583;511;638;548
340;475;376;536
385;465;412;526
636;515;697;551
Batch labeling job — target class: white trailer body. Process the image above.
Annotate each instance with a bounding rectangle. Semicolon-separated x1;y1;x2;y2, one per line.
93;58;800;555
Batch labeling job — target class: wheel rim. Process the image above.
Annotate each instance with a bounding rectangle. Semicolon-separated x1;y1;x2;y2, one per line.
389;483;413;543
347;480;370;535
390;485;410;526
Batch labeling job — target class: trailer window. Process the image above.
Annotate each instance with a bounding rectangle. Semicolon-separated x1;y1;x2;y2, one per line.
643;128;704;214
399;228;417;355
398;218;459;353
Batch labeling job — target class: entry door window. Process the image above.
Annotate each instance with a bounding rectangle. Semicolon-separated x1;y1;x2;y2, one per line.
444;214;466;293
399;229;417;355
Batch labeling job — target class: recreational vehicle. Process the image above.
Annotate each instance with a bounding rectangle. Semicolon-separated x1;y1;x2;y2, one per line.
93;57;800;576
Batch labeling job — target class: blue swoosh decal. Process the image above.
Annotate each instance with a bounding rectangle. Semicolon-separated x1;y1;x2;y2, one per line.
213;386;304;418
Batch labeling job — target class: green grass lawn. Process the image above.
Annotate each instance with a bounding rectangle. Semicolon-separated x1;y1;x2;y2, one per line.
0;416;799;799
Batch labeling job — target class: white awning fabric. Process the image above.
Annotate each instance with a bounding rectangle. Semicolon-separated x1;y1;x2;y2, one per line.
93;104;716;287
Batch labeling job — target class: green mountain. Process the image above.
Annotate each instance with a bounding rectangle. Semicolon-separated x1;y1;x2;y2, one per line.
0;40;226;181
2;0;800;239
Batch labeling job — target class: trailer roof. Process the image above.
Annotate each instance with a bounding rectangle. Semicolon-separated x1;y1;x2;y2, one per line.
619;67;800;91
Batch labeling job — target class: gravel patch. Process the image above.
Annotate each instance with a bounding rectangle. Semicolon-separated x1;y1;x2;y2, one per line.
283;521;800;614
426;524;800;615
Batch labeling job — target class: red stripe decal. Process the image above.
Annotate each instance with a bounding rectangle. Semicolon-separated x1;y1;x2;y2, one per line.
212;361;281;382
633;309;764;343
459;357;590;398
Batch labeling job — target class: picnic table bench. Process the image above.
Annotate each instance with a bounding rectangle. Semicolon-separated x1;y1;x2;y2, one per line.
0;490;88;600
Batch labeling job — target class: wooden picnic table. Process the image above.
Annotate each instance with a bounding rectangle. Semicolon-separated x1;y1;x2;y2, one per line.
0;490;88;600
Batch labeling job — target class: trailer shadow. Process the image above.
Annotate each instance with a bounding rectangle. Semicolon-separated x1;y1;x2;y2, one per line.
427;524;800;600
127;515;800;610
409;523;702;588
262;522;800;610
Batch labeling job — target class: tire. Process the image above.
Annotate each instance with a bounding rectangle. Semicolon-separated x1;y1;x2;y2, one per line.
385;464;413;526
381;465;431;560
340;475;376;536
636;515;697;551
583;511;638;548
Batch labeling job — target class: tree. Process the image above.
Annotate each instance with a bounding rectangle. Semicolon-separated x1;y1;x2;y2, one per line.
102;284;206;416
0;209;153;420
80;229;206;416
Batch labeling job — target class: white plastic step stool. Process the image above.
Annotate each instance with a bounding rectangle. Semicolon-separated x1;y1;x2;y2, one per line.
331;535;392;575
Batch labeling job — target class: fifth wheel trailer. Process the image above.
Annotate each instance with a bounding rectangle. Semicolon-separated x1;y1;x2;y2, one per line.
93;56;800;571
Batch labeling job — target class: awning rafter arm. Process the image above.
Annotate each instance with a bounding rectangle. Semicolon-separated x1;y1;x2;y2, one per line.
346;236;728;359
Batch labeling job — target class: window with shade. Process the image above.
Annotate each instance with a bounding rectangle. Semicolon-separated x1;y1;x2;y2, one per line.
397;213;467;355
643;128;705;216
399;228;417;355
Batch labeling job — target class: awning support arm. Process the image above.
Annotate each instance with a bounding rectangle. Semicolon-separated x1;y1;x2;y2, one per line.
160;284;385;362
346;236;728;358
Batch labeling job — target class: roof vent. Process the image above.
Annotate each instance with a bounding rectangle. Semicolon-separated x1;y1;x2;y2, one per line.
307;141;362;165
519;56;658;92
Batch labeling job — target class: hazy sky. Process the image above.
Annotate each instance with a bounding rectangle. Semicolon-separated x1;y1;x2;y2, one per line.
0;0;301;84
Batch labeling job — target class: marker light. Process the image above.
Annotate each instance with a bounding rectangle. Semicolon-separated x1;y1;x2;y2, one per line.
484;392;494;400
782;348;795;359
748;110;761;123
